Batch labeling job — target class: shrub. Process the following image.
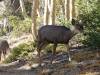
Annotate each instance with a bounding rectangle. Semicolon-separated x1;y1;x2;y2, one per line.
8;16;32;37
77;0;100;49
4;42;36;63
58;17;71;27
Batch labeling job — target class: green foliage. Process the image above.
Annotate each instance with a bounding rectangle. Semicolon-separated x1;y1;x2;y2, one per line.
44;44;53;53
76;0;97;14
0;16;8;36
77;0;100;48
8;16;32;36
58;17;71;27
4;42;36;63
0;29;6;36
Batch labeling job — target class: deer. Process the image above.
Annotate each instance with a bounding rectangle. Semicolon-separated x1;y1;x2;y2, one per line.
0;40;10;61
37;19;83;65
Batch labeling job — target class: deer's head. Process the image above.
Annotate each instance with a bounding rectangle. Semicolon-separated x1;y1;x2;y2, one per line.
71;19;83;33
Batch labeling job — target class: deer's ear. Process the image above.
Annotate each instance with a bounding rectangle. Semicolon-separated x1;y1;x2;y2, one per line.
71;19;76;25
79;20;83;25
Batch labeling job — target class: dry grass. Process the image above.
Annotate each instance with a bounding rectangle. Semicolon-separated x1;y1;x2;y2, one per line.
80;72;100;75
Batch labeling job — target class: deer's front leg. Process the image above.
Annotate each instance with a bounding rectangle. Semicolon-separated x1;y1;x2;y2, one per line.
66;44;71;62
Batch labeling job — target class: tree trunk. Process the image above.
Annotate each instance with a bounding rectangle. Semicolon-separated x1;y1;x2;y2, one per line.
36;0;40;18
65;0;73;21
31;0;39;41
49;0;56;25
19;0;28;19
44;0;49;25
65;0;70;20
72;0;76;18
59;0;65;16
69;0;72;21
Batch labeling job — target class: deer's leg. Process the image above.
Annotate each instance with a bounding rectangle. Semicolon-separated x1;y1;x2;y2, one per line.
51;44;57;64
66;44;71;61
37;48;41;66
37;41;48;66
0;51;1;61
6;48;11;58
96;49;100;59
3;50;7;60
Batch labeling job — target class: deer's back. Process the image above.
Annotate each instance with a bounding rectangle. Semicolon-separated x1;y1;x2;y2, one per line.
38;25;72;43
0;40;9;51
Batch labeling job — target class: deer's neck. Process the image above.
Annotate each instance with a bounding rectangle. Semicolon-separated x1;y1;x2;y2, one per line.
70;26;78;36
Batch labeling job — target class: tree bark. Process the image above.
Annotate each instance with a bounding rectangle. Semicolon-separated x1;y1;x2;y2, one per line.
44;0;49;25
69;0;72;21
19;0;28;19
31;0;39;41
49;0;56;25
65;0;74;21
65;0;70;20
72;0;76;18
59;0;65;16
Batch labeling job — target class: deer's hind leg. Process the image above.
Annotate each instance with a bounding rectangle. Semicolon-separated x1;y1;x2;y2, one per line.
3;49;7;60
0;51;1;61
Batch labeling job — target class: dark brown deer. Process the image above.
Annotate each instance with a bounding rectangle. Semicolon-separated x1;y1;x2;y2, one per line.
0;40;10;61
37;19;83;65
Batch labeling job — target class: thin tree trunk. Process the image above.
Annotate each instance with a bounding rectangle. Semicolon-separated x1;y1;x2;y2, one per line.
59;0;65;16
49;0;56;25
65;0;70;20
37;0;40;18
19;0;28;19
72;0;76;18
31;0;39;41
44;0;49;25
69;0;72;20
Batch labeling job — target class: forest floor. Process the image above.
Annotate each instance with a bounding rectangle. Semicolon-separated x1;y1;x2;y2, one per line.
0;48;99;75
